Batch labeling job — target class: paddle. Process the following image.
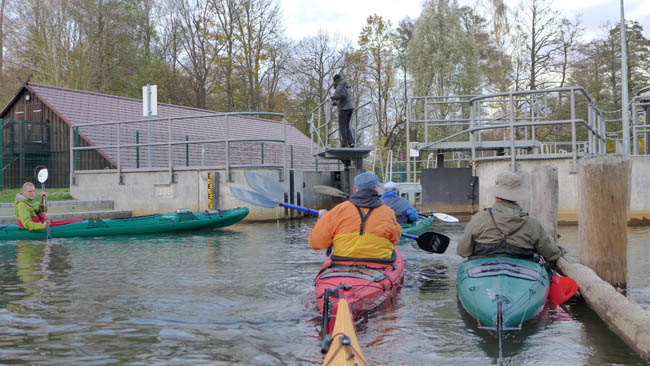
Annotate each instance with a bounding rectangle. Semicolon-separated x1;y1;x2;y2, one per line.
229;186;451;254
549;273;578;305
312;184;460;223
35;166;50;240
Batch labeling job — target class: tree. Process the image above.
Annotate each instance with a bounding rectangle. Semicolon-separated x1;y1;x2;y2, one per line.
513;0;561;90
359;14;395;146
555;16;581;88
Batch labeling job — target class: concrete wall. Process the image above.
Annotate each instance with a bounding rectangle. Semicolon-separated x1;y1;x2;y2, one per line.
70;168;334;221
475;156;650;224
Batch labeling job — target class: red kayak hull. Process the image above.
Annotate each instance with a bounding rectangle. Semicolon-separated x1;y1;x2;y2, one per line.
315;248;405;334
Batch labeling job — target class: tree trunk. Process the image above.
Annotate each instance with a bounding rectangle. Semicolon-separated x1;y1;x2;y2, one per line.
578;155;631;288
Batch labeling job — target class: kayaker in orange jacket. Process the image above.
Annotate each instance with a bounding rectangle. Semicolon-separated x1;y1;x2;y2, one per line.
308;172;401;259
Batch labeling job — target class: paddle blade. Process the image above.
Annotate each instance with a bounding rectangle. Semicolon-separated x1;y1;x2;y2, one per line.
549;275;578;305
313;185;348;198
244;171;285;201
416;232;451;254
229;186;280;208
434;213;459;223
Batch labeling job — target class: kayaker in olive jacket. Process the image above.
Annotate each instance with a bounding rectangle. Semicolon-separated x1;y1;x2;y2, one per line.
14;182;51;231
381;182;418;225
330;74;355;148
309;172;401;259
457;171;563;262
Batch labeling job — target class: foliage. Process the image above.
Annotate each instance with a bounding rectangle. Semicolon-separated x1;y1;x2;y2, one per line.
0;188;73;203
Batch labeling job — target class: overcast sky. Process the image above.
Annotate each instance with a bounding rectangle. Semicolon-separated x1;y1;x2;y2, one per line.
279;0;650;43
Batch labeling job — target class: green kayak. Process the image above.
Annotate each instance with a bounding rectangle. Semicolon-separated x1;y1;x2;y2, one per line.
0;207;249;240
399;214;434;241
456;257;551;331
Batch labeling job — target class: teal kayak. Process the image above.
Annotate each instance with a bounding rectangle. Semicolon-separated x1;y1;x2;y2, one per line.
456;257;551;331
399;214;434;241
0;207;249;240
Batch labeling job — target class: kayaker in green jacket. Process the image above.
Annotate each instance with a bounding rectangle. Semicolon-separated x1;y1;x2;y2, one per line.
14;182;51;231
457;171;563;262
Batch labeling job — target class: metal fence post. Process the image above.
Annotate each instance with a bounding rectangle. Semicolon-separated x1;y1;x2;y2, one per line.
185;135;189;166
136;131;140;168
570;89;577;172
470;101;476;175
0;119;3;189
261;143;264;165
226;114;231;182
168;118;173;183
509;93;516;171
282;117;287;182
117;121;121;184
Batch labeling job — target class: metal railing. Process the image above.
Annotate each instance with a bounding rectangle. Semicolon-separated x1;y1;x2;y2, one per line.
632;95;650;155
70;112;289;184
407;87;608;179
309;97;373;153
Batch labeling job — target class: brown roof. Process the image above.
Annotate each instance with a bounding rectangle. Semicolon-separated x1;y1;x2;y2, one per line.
3;83;318;169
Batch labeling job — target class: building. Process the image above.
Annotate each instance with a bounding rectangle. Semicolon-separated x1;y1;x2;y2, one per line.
0;83;324;188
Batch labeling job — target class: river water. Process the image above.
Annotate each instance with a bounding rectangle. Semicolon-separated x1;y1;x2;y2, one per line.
0;220;648;365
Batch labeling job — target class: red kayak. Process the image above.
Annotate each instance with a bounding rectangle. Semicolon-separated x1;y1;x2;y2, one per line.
315;248;405;335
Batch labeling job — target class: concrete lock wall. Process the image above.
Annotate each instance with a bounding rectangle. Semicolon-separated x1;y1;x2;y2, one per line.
475;156;650;224
70;168;334;221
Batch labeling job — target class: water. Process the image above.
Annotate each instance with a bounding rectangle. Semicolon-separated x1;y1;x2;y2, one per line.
0;221;648;365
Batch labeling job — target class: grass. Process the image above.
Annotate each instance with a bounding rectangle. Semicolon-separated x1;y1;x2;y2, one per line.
0;188;74;203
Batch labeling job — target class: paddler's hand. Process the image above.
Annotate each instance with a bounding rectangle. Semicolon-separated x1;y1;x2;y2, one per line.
318;209;328;220
40;191;47;199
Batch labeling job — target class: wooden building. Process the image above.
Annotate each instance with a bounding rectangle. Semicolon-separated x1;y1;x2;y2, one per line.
0;83;322;189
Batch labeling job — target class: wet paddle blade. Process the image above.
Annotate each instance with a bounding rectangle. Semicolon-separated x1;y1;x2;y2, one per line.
229;186;280;208
549;275;578;305
433;213;459;223
313;185;348;198
416;232;450;254
244;171;285;201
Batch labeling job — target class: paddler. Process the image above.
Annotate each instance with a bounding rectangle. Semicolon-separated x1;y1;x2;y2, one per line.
380;181;418;225
309;172;401;259
457;171;563;262
14;182;51;231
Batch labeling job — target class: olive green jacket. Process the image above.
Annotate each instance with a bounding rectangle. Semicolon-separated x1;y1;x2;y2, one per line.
14;194;46;231
457;200;562;261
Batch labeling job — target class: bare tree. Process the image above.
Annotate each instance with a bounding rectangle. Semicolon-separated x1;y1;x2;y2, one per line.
556;16;581;88
514;0;561;90
0;0;6;73
172;0;221;109
212;0;241;111
233;0;282;111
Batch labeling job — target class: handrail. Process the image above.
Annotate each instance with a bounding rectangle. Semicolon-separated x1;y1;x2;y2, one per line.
70;111;288;185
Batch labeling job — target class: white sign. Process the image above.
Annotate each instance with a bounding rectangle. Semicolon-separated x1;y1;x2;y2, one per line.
142;85;158;116
409;149;419;158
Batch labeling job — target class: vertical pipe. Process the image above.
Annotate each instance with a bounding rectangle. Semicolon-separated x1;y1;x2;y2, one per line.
202;144;205;166
571;89;577;168
147;84;152;168
588;106;594;154
226;114;230;182
424;97;429;144
136;131;140;168
509;93;516;171
261;143;264;164
620;0;630;155
290;145;294;169
0;119;3;189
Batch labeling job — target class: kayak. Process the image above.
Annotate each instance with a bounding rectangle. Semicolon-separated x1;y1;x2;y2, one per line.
456;256;551;331
321;299;367;366
0;207;249;240
315;248;404;335
400;214;434;240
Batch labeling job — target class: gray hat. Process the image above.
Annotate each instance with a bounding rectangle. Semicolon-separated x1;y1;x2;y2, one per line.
491;171;528;202
354;172;379;190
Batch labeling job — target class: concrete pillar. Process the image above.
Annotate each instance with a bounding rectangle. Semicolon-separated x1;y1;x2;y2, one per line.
530;166;558;240
578;155;631;288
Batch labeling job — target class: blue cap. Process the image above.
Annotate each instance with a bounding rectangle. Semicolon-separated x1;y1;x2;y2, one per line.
383;181;398;191
354;172;379;190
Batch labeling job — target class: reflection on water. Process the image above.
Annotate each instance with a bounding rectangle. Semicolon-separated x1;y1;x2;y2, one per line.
0;221;647;365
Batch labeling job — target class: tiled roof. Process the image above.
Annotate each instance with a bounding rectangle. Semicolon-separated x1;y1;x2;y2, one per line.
23;83;318;169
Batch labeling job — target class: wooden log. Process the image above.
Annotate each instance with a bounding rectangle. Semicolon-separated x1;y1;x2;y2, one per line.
558;258;650;360
530;166;558;240
578;155;631;288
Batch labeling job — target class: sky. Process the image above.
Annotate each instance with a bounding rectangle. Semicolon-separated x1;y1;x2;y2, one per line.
279;0;650;43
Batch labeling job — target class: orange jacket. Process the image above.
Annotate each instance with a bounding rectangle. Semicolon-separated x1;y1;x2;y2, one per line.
308;200;401;259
